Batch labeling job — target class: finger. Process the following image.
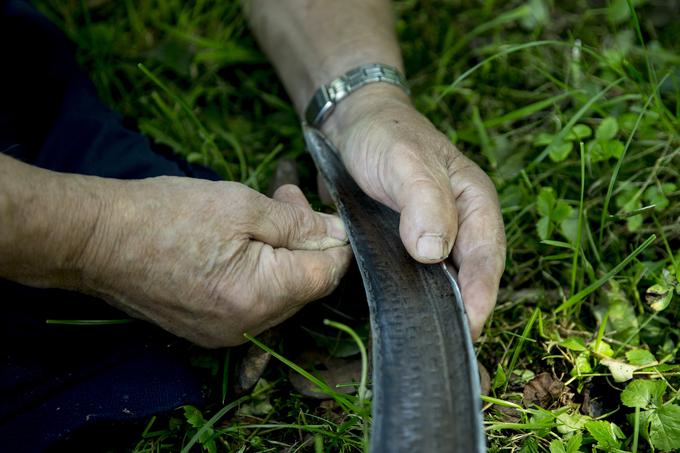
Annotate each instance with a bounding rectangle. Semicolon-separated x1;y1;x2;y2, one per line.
456;244;505;340
274;184;349;241
451;181;506;339
254;242;353;327
273;184;350;248
385;146;458;263
273;184;312;208
248;187;348;250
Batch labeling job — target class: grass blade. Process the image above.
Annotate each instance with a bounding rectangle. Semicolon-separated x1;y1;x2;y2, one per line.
506;308;540;383
436;40;563;100
555;234;656;313
598;74;670;243
244;333;354;411
45;319;133;325
570;142;586;295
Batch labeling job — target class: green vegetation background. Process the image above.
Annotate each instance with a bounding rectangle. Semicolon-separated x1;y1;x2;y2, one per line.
32;0;680;451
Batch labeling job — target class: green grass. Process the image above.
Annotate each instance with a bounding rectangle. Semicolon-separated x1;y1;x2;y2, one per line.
32;0;680;451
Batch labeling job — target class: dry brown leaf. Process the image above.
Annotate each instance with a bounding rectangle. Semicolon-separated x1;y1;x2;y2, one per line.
522;372;567;408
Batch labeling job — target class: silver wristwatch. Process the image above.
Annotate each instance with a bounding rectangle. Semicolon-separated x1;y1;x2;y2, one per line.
304;63;410;128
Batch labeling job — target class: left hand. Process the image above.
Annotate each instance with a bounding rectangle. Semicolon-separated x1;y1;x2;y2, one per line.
322;84;506;339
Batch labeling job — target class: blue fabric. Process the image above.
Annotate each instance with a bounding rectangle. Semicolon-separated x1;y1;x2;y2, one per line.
0;1;221;450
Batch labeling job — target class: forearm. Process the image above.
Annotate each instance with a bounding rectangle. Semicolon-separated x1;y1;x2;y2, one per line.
244;0;404;115
0;154;109;289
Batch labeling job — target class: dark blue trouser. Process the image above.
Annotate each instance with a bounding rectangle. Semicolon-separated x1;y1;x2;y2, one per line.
0;1;219;450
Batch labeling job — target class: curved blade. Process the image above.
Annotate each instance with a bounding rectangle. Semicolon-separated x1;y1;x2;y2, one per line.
303;126;485;453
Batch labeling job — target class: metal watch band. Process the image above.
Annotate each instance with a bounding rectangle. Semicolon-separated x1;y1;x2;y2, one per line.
304;63;410;127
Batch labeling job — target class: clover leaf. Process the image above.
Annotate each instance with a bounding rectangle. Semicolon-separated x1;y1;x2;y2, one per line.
587;117;626;163
533;124;592;163
536;187;573;240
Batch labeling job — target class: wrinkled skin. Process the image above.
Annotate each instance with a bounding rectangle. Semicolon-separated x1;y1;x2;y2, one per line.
324;84;506;338
77;177;352;348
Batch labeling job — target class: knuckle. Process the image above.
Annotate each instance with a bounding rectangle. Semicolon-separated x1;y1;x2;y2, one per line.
274;184;301;200
282;204;320;242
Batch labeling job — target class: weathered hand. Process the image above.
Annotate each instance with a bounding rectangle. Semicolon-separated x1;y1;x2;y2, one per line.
77;178;352;348
323;84;506;338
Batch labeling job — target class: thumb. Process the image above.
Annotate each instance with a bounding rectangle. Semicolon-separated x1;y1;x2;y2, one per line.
253;243;352;325
249;185;348;251
386;153;458;263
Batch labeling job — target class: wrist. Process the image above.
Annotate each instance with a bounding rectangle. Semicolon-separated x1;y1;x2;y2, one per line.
320;82;412;148
0;155;118;290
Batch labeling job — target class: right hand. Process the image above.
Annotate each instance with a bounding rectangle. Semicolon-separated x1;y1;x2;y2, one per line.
77;177;352;348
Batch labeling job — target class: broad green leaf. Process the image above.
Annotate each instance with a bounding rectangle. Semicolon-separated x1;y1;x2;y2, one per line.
627;213;643;232
571;352;592;376
238;379;274;416
560;215;579;245
608;0;630;23
492;363;507;390
637;410;654;442
596;117;619;141
615;186;636;209
650;405;680;451
644;183;676;212
553;200;573;222
603;283;640;344
561;336;587;351
513;369;536;384
557;412;591;434
661;182;678;195
626;349;656;366
182;406;215;446
549;141;573;162
619;111;640;131
566;124;593;141
585;420;624;449
529;409;554;437
537;216;551;240
587;141;609;163
549;439;566;453
565;433;582;453
533;132;555;146
590;340;614;357
594;280;640;345
537;187;556;216
183;405;205;427
604;139;624;159
646;283;674;312
608;0;647;24
615;187;644;232
621;379;666;409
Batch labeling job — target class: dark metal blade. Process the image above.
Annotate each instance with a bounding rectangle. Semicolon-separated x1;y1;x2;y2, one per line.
303;126;486;453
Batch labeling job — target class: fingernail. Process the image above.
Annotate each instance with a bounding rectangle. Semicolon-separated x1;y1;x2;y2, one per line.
417;234;448;261
322;214;348;243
